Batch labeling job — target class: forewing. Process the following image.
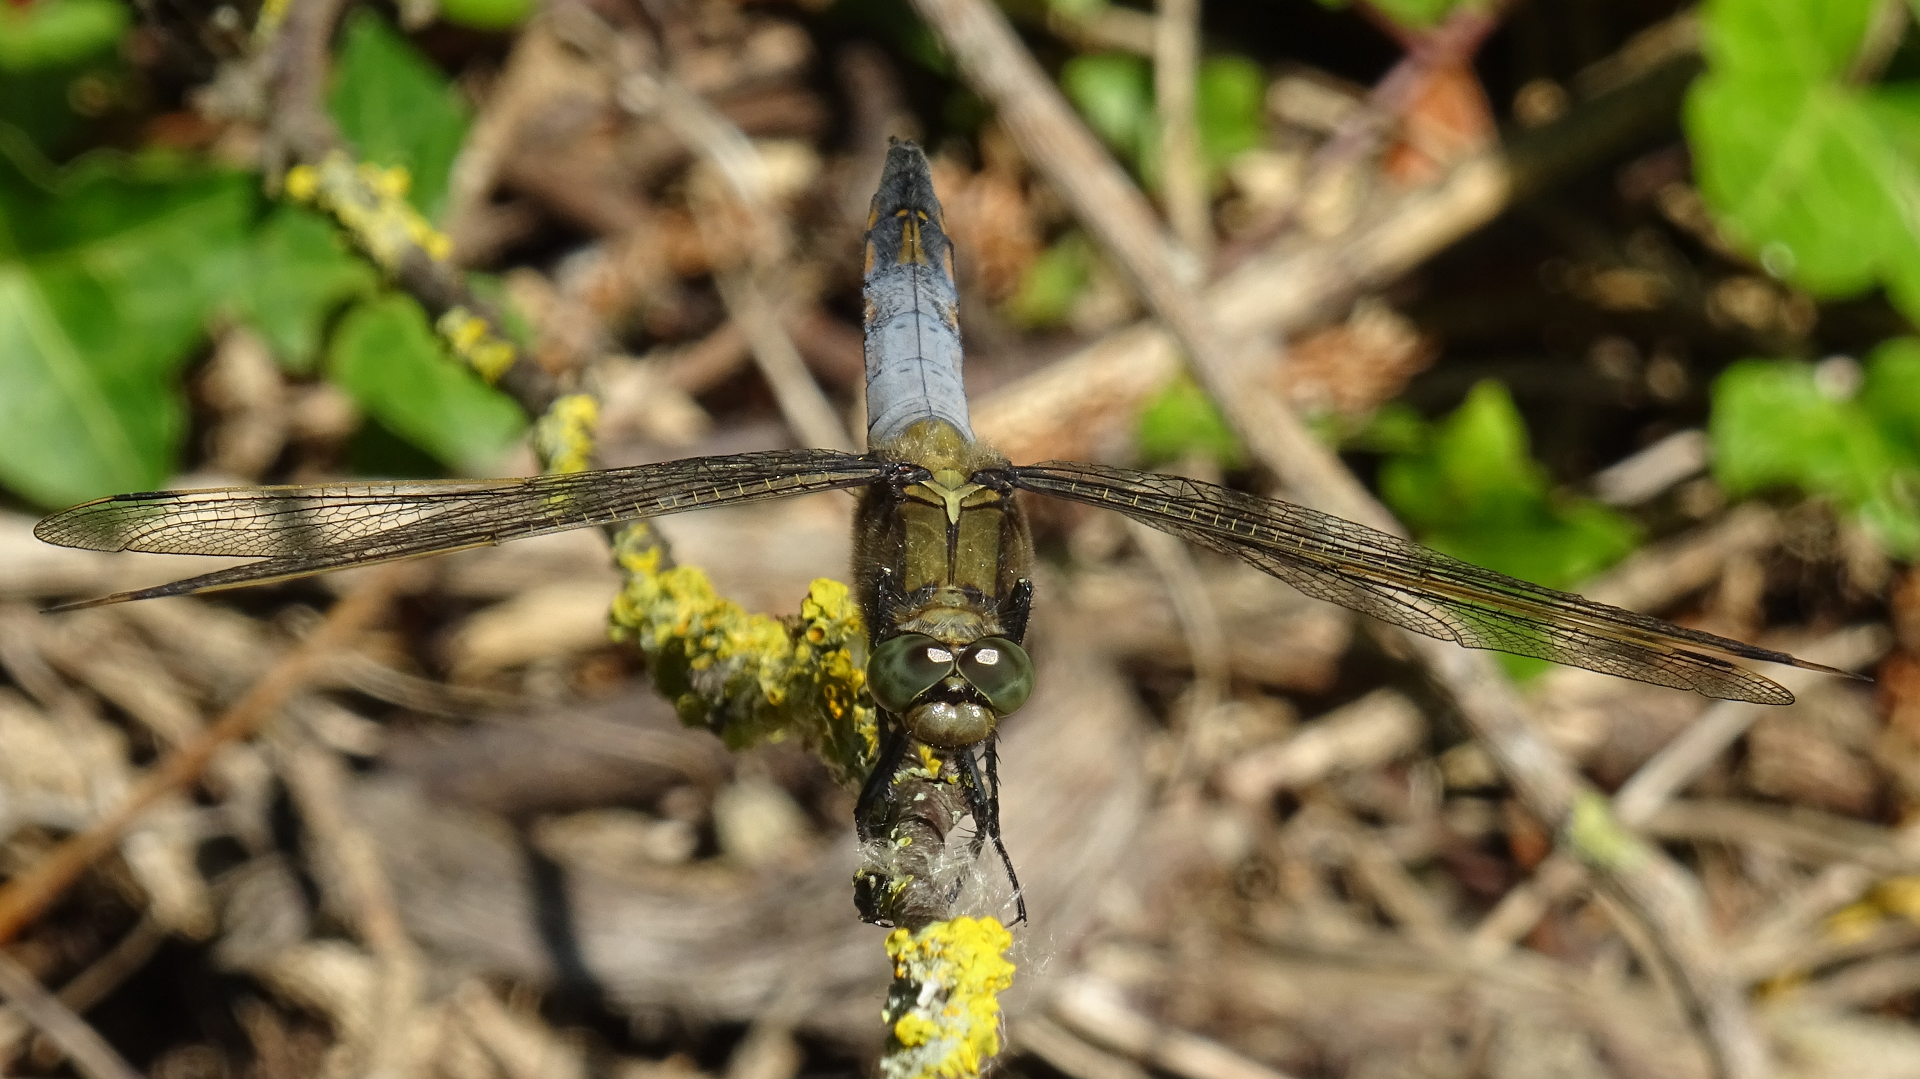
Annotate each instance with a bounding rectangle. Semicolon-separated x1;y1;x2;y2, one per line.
1009;461;1824;705
37;450;886;607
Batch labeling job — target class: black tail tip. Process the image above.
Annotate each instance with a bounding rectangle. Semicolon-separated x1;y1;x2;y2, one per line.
871;139;941;220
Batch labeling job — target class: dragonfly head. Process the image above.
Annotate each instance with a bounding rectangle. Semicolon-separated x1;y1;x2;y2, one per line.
867;631;1035;747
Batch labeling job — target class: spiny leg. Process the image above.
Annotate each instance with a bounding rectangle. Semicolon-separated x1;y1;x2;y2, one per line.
959;738;1026;925
1000;578;1034;643
855;713;911;842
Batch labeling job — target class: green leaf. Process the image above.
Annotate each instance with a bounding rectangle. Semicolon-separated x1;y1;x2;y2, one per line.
1312;0;1470;30
1340;401;1429;455
1863;336;1920;449
1379;381;1641;590
1712;353;1920;555
328;9;469;220
1699;0;1875;81
327;294;526;473
1062;53;1153;160
1137;376;1244;468
1196;56;1267;169
232;206;378;372
439;0;534;32
1686;0;1920;323
0;161;256;506
1003;231;1093;329
0;0;128;71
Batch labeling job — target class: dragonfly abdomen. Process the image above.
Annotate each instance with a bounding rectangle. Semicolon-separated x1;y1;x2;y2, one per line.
863;141;973;446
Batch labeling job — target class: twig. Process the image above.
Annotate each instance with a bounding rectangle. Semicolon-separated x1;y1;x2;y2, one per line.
1468;629;1890;967
590;14;855;452
697;226;857;451
1222;1;1505;263
0;574;395;945
1321;803;1458;951
1153;0;1208;263
1220;689;1422;804
274;722;425;1079
971;47;1698;464
0;916;165;1060
1127;520;1229;785
1012;1015;1156;1079
1050;973;1303;1079
1845;0;1910;85
906;0;1769;1072
0;952;143;1079
1613;627;1891;823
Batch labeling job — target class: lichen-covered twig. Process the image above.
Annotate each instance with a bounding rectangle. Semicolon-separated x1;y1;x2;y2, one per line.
607;533;877;785
879;918;1015;1079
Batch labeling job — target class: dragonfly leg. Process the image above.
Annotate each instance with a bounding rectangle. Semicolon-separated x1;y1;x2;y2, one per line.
1000;578;1034;643
959;738;1026;926
875;566;909;629
855;713;911;842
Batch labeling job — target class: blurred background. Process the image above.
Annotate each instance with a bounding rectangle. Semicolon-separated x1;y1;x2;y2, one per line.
2;0;1919;1075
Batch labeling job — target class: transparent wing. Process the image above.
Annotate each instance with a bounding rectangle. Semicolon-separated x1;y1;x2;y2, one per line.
36;450;888;609
1009;461;1852;705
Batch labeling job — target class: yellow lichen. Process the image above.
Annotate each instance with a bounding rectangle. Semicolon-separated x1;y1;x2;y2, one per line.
284;152;453;269
608;529;877;782
436;306;519;384
533;394;600;476
1826;875;1920;944
252;0;292;42
1564;792;1646;871
879;917;1015;1079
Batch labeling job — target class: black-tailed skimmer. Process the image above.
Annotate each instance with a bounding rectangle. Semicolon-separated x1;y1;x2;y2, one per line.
35;141;1855;922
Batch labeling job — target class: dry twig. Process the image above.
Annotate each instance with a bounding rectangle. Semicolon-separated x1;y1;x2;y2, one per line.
0;575;396;945
0;952;142;1079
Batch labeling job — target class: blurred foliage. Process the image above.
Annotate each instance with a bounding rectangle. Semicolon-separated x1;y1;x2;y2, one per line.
1004;231;1093;328
1686;0;1920;324
0;156;254;506
1712;341;1920;557
438;0;534;32
1687;0;1920;559
329;294;526;473
1311;0;1473;31
1376;383;1642;680
1060;52;1266;192
1377;382;1641;592
330;9;471;220
0;7;519;508
1136;376;1245;468
231;206;379;373
0;0;127;157
0;0;127;71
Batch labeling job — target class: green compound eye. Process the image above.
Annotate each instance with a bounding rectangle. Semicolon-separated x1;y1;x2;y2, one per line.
867;633;956;714
957;637;1034;715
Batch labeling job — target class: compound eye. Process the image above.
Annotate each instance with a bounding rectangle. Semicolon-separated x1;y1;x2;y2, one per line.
867;633;956;714
957;637;1034;715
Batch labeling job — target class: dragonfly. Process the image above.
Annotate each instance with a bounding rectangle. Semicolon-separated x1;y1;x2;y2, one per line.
37;141;1851;921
